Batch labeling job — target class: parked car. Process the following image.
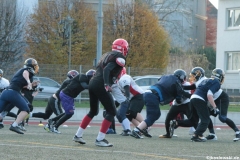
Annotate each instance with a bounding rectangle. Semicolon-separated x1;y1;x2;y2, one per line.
133;75;161;91
33;77;61;100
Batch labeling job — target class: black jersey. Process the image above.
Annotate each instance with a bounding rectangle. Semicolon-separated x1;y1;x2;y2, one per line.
8;68;34;92
93;51;126;85
62;74;89;98
55;79;71;100
21;87;35;103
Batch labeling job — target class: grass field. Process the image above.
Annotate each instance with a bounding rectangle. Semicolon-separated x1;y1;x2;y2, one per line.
0;122;239;160
32;100;240;112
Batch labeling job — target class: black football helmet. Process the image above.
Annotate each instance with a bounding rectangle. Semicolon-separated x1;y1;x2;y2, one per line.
211;68;225;84
24;58;39;75
189;67;205;82
86;69;96;81
173;69;186;83
67;70;79;79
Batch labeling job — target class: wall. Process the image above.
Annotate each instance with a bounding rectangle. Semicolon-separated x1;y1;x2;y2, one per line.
216;0;240;89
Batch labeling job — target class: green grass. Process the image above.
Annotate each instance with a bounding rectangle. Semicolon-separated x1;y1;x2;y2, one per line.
32;100;240;112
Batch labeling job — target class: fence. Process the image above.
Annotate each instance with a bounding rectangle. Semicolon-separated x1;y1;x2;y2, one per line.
4;63;240;103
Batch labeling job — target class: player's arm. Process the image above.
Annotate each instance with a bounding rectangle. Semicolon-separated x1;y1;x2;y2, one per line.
80;82;89;89
103;62;118;85
175;81;191;98
23;70;32;90
182;83;196;90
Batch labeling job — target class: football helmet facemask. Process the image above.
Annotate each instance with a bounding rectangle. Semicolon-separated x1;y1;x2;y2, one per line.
211;68;225;84
24;58;39;75
173;69;186;83
67;70;79;79
189;67;205;83
86;69;96;81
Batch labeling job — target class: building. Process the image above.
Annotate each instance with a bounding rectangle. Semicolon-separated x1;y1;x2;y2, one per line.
38;0;113;12
216;0;240;91
152;0;207;51
206;0;217;49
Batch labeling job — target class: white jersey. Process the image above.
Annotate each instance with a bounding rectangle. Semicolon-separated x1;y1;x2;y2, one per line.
118;74;144;100
212;89;223;100
111;83;127;103
172;81;191;105
207;88;223;109
0;77;10;90
195;76;207;88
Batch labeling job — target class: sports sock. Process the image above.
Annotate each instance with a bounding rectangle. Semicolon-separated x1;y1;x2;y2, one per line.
134;127;140;132
122;118;131;130
76;127;85;137
96;132;105;141
12;122;18;127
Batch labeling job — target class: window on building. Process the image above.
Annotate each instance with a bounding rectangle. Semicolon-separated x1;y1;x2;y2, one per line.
227;8;240;28
226;52;240;71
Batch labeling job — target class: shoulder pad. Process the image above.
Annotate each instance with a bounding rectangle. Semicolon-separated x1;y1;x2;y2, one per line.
116;58;125;67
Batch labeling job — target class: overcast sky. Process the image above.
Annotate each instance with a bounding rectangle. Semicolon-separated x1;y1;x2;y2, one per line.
17;0;219;14
209;0;218;9
18;0;38;14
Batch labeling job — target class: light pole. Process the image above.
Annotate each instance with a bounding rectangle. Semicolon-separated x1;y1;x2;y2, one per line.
65;15;74;70
96;0;103;66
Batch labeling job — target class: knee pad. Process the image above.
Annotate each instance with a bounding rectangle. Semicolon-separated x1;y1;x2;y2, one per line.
87;110;99;118
103;110;107;118
104;112;115;122
115;101;120;108
219;115;227;123
116;113;123;123
116;108;127;123
126;110;137;122
145;111;161;127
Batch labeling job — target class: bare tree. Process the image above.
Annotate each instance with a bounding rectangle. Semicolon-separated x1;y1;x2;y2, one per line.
140;0;202;51
0;0;28;77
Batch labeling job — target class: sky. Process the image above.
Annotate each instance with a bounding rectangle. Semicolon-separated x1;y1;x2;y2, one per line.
209;0;218;9
18;0;219;13
18;0;38;14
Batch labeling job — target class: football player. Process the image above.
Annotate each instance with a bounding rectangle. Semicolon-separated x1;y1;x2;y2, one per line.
73;38;128;147
51;69;95;134
32;70;78;131
0;58;39;134
131;69;190;139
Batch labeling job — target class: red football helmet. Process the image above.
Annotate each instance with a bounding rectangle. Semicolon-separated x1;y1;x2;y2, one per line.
118;67;127;79
112;38;129;57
